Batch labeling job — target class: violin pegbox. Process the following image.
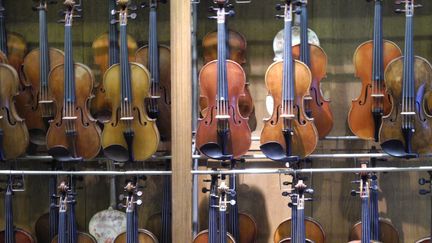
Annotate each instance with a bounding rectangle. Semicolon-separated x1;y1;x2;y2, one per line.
275;0;301;20
217;181;236;211
112;0;137;25
208;0;234;20
140;0;167;9
118;178;143;211
395;0;422;14
58;0;82;24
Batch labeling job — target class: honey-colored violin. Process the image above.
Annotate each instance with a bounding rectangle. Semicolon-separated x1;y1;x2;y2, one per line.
348;0;402;141
260;0;317;162
379;0;432;158
135;0;171;142
18;0;64;146
46;0;101;161
91;0;138;122
195;0;251;160
102;0;159;162
293;0;333;139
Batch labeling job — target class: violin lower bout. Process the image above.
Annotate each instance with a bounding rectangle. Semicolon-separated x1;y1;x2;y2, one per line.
0;228;35;243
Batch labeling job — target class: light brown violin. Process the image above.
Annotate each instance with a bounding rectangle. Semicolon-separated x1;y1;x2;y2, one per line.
46;0;101;161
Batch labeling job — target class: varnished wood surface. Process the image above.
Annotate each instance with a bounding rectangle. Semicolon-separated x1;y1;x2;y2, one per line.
113;229;158;243
349;219;399;243
192;230;235;243
0;229;35;243
51;231;97;243
273;217;325;243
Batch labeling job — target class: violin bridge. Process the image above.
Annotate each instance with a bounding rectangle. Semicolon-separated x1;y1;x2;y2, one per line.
371;94;385;97
150;95;161;99
120;116;134;121
303;96;313;100
215;114;231;120
280;114;295;118
62;116;77;120
401;111;416;115
39;100;54;104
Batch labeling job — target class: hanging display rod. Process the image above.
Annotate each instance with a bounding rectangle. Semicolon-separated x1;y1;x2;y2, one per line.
250;135;360;141
0;170;171;176
192;166;432;175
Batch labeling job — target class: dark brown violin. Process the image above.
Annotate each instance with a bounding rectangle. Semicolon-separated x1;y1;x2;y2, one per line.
46;0;101;161
51;179;97;243
114;178;158;243
0;176;36;243
196;0;251;160
91;0;138;122
379;0;432;158
135;0;171;142
274;179;325;243
18;0;64;146
416;172;432;243
292;0;333;139
348;0;402;141
260;0;317;162
193;175;235;243
101;0;159;162
201;28;254;125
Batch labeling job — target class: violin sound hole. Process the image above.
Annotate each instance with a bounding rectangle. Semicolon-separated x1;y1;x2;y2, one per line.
311;87;323;106
77;107;89;127
3;107;16;125
359;84;371;105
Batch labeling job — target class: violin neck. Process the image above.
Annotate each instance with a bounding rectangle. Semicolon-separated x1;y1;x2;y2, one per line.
370;178;380;240
64;23;76;103
0;5;7;56
49;175;59;242
119;17;133;103
283;4;294;103
57;210;67;243
299;2;310;66
148;5;160;90
209;182;218;243
372;0;384;85
108;0;120;66
402;9;415;101
290;196;298;242
217;9;228;100
228;174;240;242
219;204;227;243
297;202;306;243
161;174;172;243
4;185;15;243
67;193;77;243
361;192;371;243
39;4;50;88
126;210;136;243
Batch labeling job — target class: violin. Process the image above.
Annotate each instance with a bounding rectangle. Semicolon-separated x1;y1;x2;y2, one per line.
201;28;255;128
51;179;97;243
292;0;333;139
227;162;257;243
135;0;171;142
260;0;317;162
46;0;101;161
274;179;325;243
146;163;172;243
91;0;138;122
348;0;402;141
114;178;158;243
102;0;159;162
193;175;235;243
416;171;432;243
35;169;59;243
0;62;29;160
18;0;64;146
196;0;251;160
0;176;35;243
379;0;432;158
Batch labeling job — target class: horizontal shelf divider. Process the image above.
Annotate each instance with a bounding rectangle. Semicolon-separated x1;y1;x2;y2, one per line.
0;170;172;176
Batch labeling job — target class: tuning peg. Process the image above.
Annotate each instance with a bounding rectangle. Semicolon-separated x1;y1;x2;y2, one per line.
117;203;126;209
282;191;290;197
305;188;314;194
275;3;285;11
203;179;211;183
208;7;218;13
202;187;210;193
414;4;423;8
394;0;405;4
128;4;138;11
419;189;431;195
275;14;284;19
394;8;406;13
119;194;125;201
50;203;59;208
351;190;360;196
282;181;292;186
128;13;137;19
226;3;234;9
419;178;431;185
228;199;236;205
288;202;294;208
305;198;313;201
225;10;235;17
111;9;119;16
135;199;143;205
208;16;217;20
136;191;143;197
110;19;119;24
351;180;361;184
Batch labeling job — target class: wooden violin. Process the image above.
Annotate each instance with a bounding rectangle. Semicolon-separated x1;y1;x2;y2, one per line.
274;179;325;243
193;175;235;243
196;0;251;160
18;0;64;146
114;178;158;243
349;173;399;243
416;171;432;243
102;0;159;162
46;0;101;161
135;0;171;142
348;0;402;141
227;162;257;243
292;0;333;139
201;29;254;121
146;163;172;243
51;179;97;243
260;0;317;162
0;176;36;243
379;0;432;158
91;0;138;122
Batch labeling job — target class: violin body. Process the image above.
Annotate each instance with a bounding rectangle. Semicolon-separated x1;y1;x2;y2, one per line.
101;63;159;161
196;60;251;159
51;232;97;243
348;40;401;140
46;63;101;160
201;29;254;120
292;44;332;139
273;217;325;243
0;228;35;243
91;33;137;121
0;63;29;159
349;219;399;243
235;213;257;243
379;56;432;155
114;229;158;243
17;48;64;145
192;230;235;243
6;33;27;76
260;60;317;160
135;44;171;141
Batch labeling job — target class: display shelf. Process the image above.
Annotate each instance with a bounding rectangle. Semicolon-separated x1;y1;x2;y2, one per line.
0;170;171;176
